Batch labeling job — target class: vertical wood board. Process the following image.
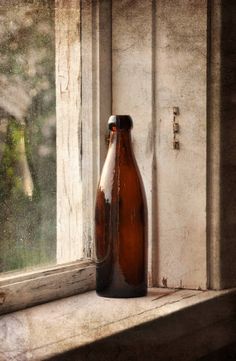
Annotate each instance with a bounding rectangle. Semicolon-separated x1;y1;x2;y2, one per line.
155;0;207;289
207;0;221;289
81;0;94;258
56;0;83;263
112;0;155;285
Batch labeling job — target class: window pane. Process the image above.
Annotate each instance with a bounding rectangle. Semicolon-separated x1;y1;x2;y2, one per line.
0;0;56;272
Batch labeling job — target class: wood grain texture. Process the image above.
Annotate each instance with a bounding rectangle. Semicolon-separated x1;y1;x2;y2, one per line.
0;261;95;315
56;0;83;263
0;0;113;315
111;0;208;289
218;0;236;289
111;0;154;286
155;0;208;289
207;0;221;289
81;0;94;259
0;288;235;360
80;0;112;259
56;0;112;262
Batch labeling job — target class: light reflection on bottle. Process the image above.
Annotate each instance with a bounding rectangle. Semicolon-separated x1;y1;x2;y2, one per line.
99;130;117;203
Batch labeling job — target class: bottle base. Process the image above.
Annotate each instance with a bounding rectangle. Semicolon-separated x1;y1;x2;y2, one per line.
96;286;147;299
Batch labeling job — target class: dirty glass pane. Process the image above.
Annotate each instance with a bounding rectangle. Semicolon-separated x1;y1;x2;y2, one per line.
0;0;56;272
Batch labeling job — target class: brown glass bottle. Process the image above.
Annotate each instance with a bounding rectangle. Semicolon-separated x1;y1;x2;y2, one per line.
95;115;147;298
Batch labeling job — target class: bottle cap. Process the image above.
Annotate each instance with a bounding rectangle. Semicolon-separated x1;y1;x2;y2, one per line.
108;115;133;130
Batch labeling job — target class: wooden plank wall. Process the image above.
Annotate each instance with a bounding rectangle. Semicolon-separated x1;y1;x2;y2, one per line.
55;0;234;291
112;0;155;285
112;0;208;289
155;0;207;289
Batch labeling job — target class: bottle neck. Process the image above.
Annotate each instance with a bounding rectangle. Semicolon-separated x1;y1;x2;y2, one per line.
110;128;132;147
109;128;135;165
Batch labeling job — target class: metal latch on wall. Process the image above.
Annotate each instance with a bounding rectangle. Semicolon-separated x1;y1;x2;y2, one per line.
173;107;180;150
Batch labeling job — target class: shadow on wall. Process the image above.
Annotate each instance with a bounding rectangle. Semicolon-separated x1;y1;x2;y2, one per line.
220;0;236;288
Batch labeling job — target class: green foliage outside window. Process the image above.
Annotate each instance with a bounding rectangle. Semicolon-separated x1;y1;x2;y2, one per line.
0;1;56;272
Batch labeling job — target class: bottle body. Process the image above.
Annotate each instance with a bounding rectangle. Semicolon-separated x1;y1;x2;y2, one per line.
95;115;147;298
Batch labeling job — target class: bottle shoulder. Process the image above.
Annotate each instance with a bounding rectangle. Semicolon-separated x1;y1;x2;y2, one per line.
97;132;146;204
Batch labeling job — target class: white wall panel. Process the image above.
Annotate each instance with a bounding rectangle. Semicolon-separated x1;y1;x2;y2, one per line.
112;0;207;289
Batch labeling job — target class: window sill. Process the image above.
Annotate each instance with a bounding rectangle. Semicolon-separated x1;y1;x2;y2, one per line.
0;287;236;361
0;260;95;315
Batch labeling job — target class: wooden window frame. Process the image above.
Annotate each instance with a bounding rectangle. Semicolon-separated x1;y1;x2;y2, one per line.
0;0;111;315
0;0;228;316
0;260;95;314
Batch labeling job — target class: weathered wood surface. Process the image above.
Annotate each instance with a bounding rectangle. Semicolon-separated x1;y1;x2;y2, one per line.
217;0;236;289
207;0;221;289
80;0;95;259
0;261;95;315
111;0;208;289
0;0;111;315
56;0;83;263
0;288;235;361
56;0;111;262
155;0;208;289
112;0;155;285
80;0;112;259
